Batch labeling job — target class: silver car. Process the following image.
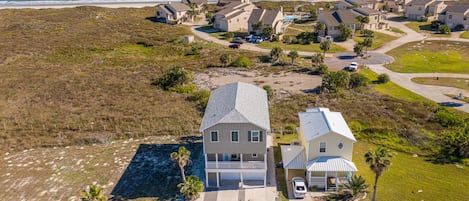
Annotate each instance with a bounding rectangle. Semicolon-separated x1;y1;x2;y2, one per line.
291;177;307;199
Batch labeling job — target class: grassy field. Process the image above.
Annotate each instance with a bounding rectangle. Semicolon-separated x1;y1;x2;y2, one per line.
0;7;263;152
461;31;469;39
412;77;469;90
385;41;469;73
405;21;450;37
389;27;405;34
257;41;346;53
354;31;399;50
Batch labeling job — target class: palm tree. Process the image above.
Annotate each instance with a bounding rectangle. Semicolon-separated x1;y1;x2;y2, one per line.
252;21;263;34
319;40;331;56
345;175;368;199
315;22;326;36
287;50;299;65
171;146;191;182
362;37;373;58
178;175;204;201
81;184;107;201
311;52;324;67
365;147;393;201
270;47;283;63
356;15;370;30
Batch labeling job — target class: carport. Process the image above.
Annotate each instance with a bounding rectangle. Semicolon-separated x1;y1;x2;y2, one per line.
280;145;306;182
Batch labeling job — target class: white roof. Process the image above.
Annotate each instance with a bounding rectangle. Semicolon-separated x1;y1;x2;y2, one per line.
199;82;271;132
298;108;356;142
306;156;357;172
281;145;306;169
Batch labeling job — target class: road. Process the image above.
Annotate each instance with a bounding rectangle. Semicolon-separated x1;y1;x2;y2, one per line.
190;19;469;112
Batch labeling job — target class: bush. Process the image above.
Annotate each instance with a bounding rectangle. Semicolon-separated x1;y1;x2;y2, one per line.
438;24;450;34
225;32;234;39
454;24;465;31
188;90;211;110
317;64;328;75
321;71;350;93
349;73;369;88
263;85;274;100
434;109;465;127
168;84;197;94
376;73;390;84
284;123;297;134
152;66;193;90
230;56;252;67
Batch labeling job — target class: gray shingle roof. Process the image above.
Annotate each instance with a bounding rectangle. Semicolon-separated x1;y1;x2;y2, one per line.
165;2;191;13
407;0;434;5
445;4;469;13
320;9;361;26
353;7;380;16
319;11;340;26
199;82;271;132
248;9;282;25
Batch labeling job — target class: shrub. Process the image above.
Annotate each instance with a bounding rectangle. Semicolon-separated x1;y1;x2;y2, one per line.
263;85;274;100
438;24;450;34
284;123;297;134
349;73;369;88
454;24;465;31
296;32;314;44
376;73;390;84
230;56;252;67
321;71;350;93
225;32;234;39
317;64;328;75
188;90;211;110
152;66;193;90
434;109;465;127
168;84;197;94
219;53;231;67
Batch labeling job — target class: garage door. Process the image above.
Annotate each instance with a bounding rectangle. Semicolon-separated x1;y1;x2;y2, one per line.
221;172;240;180
243;172;264;181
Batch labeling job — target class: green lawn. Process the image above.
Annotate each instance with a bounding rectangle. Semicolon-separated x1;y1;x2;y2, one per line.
405;21;450;37
461;31;469;39
389;27;405;34
354;141;469;201
354;31;398;50
257;41;346;53
412;77;469;90
385;41;469;73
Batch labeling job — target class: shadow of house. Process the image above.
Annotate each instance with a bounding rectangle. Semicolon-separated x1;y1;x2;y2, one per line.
111;142;204;200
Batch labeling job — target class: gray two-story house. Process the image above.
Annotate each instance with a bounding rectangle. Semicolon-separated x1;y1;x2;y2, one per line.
200;82;271;188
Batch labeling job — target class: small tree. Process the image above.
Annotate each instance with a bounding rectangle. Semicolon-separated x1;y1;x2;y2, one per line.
353;43;363;57
225;32;234;39
81;184;107;201
230;56;252;67
345;175;368;199
287;50;299;65
362;37;373;57
365;147;393;201
356;15;370;30
263;27;274;40
153;66;193;90
438;24;450;34
320;40;331;56
178;175;204;201
309;9;318;21
315;22;326;36
361;29;374;38
219;53;231;67
349;73;369;88
317;64;329;75
311;52;325;67
338;23;353;41
321;71;350;93
377;73;390;84
171;146;191;183
270;47;283;62
252;21;263;34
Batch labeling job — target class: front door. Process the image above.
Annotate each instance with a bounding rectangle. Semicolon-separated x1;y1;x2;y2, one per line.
223;154;230;161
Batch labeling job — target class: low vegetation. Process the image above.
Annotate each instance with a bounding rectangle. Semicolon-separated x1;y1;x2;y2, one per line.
405;21;451;37
412;77;469;90
353;31;398;50
257;41;345;53
385;41;469;73
461;31;469;39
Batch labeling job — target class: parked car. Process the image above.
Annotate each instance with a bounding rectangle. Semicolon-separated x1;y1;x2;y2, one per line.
232;37;244;44
229;43;241;48
291;177;307;199
346;62;359;72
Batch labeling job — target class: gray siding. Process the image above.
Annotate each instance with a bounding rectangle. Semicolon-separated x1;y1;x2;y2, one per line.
207;153;265;161
203;123;267;154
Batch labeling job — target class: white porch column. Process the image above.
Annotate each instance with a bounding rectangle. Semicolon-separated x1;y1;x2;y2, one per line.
285;168;289;184
240;153;243;168
335;172;338;192
264;153;267;169
204;154;208;168
307;171;311;187
215;153;219;169
324;171;327;192
264;170;266;187
206;170;209;187
240;171;244;186
216;172;220;187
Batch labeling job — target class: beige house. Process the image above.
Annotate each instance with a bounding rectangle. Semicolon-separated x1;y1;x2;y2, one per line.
318;10;359;39
404;0;446;21
200;82;271;188
353;7;389;29
345;0;378;9
281;108;357;191
438;5;469;30
213;2;257;32
156;2;192;24
248;8;284;35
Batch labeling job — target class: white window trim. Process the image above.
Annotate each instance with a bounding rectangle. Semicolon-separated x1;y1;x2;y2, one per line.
319;142;326;153
230;130;239;143
251;130;260;143
252;153;258;158
210;130;219;143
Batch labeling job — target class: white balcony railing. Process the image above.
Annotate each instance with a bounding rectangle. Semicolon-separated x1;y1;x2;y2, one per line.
206;161;265;169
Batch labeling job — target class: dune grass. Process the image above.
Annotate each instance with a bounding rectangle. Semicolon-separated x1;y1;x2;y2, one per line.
353;31;399;50
257;41;346;53
385;41;469;73
412;77;469;90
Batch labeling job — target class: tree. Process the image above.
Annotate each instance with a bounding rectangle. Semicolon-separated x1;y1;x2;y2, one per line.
81;184;107;201
263;27;274;40
353;43;363;57
270;47;283;62
315;22;326;36
349;73;369;88
225;32;234;39
219;53;231;67
309;9;318;21
362;37;373;57
382;2;390;11
287;50;299;65
345;175;369;199
230;56;252;67
178;175;204;201
317;64;328;75
311;52;324;67
171;146;191;182
338;23;353;41
153;66;192;90
438;24;450;34
321;71;350;93
365;147;393;201
361;29;374;37
377;73;390;84
252;21;263;34
356;15;370;30
319;40;331;56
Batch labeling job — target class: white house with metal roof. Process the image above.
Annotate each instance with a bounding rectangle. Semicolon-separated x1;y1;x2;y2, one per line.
281;108;357;191
200;82;271;188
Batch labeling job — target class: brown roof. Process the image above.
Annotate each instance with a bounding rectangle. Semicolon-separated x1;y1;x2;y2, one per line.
320;9;361;26
248;9;282;25
407;0;434;5
319;11;340;26
215;2;250;16
346;0;375;5
445;4;469;13
165;2;191;13
353;7;380;16
184;0;207;5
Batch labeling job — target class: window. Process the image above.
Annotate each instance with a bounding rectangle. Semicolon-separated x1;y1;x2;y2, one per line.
231;130;239;142
252;153;258;158
338;143;344;149
319;142;326;153
449;15;452;20
418;7;422;11
251;130;260;142
464;17;467;21
231;154;239;161
210;130;219;142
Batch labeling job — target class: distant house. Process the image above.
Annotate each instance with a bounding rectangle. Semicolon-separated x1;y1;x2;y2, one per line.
404;0;446;21
156;2;192;24
318;10;359;38
438;5;469;30
353;7;389;29
382;0;408;12
218;0;250;6
248;8;284;35
200;82;271;188
281;108;357;191
345;0;377;9
183;0;207;9
213;2;258;32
